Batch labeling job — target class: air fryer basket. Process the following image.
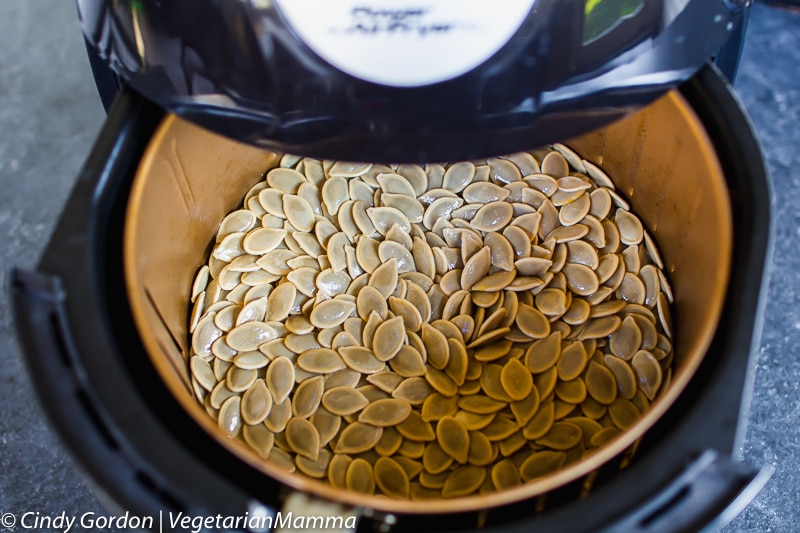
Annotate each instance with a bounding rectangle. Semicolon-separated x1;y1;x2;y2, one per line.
124;87;732;514
11;64;771;533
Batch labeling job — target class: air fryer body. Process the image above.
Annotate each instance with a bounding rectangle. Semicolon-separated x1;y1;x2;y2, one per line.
12;61;772;532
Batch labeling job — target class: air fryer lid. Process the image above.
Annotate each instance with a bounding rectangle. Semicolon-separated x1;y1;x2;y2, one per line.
78;0;742;161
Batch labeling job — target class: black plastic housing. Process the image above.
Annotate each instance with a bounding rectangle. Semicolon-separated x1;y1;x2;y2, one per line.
77;0;746;161
11;64;772;532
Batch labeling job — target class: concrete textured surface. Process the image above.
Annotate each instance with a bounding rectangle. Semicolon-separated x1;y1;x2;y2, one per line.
0;1;798;532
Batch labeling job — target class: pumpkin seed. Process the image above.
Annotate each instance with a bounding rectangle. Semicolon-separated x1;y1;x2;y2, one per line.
292;376;324;418
554;378;587;404
603;354;637;400
312;299;356;330
322;387;369;416
524;332;562;373
608;398;641;430
520;451;566;481
421;394;459;422
516;304;551;339
243;423;274;459
392;377;432;405
297;348;346;374
442;465;486;497
615;209;644;245
585;361;618;405
265;399;292;432
338;346;385;374
345;458;375;494
609;315;642;360
360;399;413;426
218;396;243;438
557;341;588;381
241;381;273;425
500;358;533;401
373;316;406;361
632;350;663;401
397;411;436;442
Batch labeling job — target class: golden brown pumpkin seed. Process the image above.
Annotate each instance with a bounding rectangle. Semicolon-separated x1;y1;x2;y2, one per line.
608;398;640;430
322;387;369;416
442;162;476;192
345;458;375;494
491;459;522;490
615;209;644;245
327;454;352;488
309;299;356;329
500;358;533;401
389;297;424;332
338;346;385;374
534;366;558;398
456;394;506;415
590;427;622;448
286;417;321;461
519;450;566;481
390;376;432;405
360;398;413;426
241;380;273;425
396;411;436;441
536;422;582;450
559;194;591;226
264;399;292;432
657;292;673;339
397;438;426;459
442;465;486;498
603;354;637;400
466;430;494;466
218;211;257;240
374;457;411;498
524;332;561;373
421;394;459;422
563;263;600;296
368;207;412;235
554;378;587;404
425;367;459;397
336;422;383;454
632;350;663;401
437;416;470;464
296;449;331;479
584;361;618;405
557;341;588;381
483;417;519;442
243;423;274;459
438;339;467;386
516;304;551;339
522;401;555;440
226;367;257;393
372;316;406;361
218;396;243;438
508;384;540;425
208;381;239;409
297;348;346;374
609;315;642;360
292;375;324;418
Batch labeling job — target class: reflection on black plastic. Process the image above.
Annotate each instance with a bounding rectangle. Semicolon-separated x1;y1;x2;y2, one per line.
583;0;645;43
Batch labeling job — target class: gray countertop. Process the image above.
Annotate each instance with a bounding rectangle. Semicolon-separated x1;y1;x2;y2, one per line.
0;2;798;532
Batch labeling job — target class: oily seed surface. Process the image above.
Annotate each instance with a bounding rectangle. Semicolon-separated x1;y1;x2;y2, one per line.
189;148;675;500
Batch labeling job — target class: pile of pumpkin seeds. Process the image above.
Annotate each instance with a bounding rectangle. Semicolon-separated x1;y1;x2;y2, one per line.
188;144;675;500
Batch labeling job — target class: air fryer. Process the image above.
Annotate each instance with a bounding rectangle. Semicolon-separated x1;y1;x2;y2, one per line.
11;0;774;531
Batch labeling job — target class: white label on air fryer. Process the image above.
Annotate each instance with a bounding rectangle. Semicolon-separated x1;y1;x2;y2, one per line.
273;0;536;87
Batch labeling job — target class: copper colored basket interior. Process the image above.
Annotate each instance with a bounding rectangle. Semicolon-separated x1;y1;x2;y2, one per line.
124;90;732;514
